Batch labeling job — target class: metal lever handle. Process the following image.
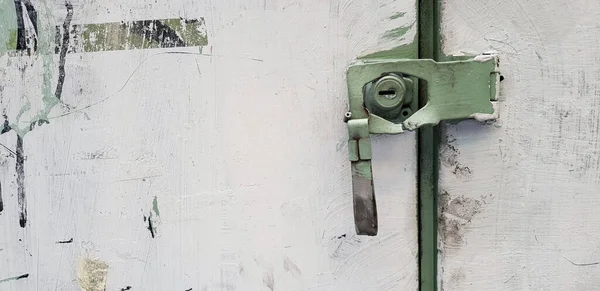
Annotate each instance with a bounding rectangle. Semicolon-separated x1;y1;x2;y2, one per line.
347;119;377;235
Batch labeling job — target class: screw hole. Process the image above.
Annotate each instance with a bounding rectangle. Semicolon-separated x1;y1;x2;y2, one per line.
401;108;411;117
343;111;352;122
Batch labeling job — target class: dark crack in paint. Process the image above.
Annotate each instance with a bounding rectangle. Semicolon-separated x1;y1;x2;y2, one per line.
147;212;155;238
145;198;160;238
13;0;25;48
16;135;26;227
55;2;73;101
55;238;73;244
262;271;274;291
0;181;3;213
24;119;50;133
0;273;29;283
13;0;38;54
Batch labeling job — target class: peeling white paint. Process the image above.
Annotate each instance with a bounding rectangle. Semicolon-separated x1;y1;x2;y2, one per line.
469;102;500;122
439;0;600;290
468;112;496;122
0;0;420;290
472;54;494;63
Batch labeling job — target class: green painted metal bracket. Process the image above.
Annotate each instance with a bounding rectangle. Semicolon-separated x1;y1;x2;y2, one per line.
346;53;500;235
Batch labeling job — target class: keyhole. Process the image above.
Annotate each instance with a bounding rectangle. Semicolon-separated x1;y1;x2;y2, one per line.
378;89;396;99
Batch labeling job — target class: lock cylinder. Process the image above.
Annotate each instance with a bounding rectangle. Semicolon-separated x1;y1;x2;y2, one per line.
364;73;413;121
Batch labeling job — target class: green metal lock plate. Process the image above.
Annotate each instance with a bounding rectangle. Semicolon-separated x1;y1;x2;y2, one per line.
346;53;500;235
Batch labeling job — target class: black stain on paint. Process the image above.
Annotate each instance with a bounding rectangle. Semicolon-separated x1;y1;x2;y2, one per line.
16;135;26;228
0;181;3;213
128;20;187;48
55;238;73;244
145;198;160;238
55;2;73;101
13;0;26;50
0;273;30;282
120;286;132;291
1;119;10;134
147;214;155;238
27;119;50;132
0;116;12;211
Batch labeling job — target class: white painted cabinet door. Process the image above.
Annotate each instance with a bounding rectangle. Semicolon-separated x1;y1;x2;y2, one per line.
0;0;419;290
439;1;600;290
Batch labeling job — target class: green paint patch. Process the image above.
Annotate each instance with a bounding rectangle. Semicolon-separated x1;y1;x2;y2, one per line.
382;22;415;40
389;12;407;20
152;196;160;216
359;28;418;60
361;44;415;59
6;29;17;51
56;18;208;53
146;196;160;238
0;0;17;54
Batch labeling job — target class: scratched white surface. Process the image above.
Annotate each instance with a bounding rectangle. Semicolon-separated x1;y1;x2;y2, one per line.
0;0;419;290
439;1;600;290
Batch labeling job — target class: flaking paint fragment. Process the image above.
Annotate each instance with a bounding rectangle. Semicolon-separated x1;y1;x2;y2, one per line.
56;18;208;53
473;54;495;63
469;112;497;122
469;102;500;122
77;258;109;291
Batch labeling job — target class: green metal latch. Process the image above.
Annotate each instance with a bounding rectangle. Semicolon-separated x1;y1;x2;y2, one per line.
346;53;500;236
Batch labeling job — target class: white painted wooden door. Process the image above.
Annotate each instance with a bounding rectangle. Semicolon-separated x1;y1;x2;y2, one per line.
0;0;419;290
439;1;600;290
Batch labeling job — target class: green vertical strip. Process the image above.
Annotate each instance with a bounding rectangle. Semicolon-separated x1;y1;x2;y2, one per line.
0;0;18;55
418;0;442;290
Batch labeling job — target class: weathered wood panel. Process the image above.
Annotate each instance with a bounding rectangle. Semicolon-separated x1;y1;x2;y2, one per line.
439;1;600;290
0;0;419;290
